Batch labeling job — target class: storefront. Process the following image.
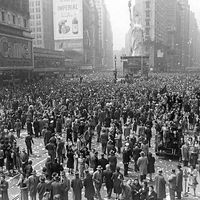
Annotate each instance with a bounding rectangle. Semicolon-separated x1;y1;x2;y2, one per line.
0;30;33;81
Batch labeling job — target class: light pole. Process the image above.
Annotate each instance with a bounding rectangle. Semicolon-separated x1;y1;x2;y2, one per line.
114;55;117;83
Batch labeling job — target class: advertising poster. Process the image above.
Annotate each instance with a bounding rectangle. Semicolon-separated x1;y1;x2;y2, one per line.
53;0;83;40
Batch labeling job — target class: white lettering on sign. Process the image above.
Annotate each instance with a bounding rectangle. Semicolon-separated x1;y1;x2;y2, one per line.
0;36;31;59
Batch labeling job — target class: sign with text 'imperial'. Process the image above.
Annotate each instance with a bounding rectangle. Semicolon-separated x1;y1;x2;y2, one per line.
0;34;33;68
53;0;83;40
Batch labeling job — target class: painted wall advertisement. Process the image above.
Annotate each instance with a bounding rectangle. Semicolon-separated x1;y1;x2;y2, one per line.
0;34;33;68
53;0;83;40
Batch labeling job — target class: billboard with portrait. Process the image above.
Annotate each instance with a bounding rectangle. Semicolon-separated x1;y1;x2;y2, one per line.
53;0;83;40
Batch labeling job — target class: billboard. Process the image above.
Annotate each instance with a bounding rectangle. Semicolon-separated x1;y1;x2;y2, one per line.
53;0;83;40
0;34;33;69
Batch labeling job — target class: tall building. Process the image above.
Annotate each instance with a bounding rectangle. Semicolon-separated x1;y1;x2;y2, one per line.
94;0;113;69
178;0;190;70
127;0;192;72
29;0;54;50
0;0;33;77
189;11;200;68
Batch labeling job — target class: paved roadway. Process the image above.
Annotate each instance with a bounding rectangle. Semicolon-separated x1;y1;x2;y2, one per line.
7;130;200;200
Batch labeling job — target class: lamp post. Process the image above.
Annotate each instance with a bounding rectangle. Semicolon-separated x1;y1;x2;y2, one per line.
114;55;117;83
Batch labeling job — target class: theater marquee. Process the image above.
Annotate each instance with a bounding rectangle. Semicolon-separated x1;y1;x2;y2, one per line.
0;33;33;69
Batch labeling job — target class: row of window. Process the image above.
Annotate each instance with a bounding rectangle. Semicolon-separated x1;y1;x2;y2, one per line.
33;39;42;45
30;1;40;7
30;14;41;20
31;27;42;32
0;10;28;28
30;20;41;26
30;7;41;13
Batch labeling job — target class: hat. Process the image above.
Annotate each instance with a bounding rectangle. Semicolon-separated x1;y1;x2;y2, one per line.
40;176;45;182
140;151;145;156
96;165;102;170
75;171;79;175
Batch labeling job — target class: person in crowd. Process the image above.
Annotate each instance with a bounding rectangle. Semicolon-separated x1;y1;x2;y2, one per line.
25;133;34;156
188;165;198;197
155;170;166;200
176;164;183;200
147;185;157;200
37;176;47;200
71;172;83;200
83;169;95;200
140;180;149;200
168;169;176;200
98;153;108;171
147;152;155;182
132;178;141;200
27;170;39;200
122;145;131;177
102;164;113;199
137;151;148;182
0;174;9;200
60;171;70;200
93;165;103;200
51;173;62;200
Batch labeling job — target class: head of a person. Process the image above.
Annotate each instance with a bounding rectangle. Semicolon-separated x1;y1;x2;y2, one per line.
116;166;120;172
106;164;110;170
134;178;139;185
149;185;154;192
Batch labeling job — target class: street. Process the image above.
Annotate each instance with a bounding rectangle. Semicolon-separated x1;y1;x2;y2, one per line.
7;129;200;200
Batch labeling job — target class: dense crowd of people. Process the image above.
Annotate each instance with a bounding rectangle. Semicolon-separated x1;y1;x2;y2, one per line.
0;72;199;200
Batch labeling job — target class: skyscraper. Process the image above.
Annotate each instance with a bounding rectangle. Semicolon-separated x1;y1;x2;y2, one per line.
29;0;54;50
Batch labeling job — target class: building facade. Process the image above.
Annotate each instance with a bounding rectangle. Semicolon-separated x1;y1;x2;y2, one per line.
127;0;193;72
0;0;33;79
189;11;200;69
29;0;54;50
94;0;113;69
53;0;102;70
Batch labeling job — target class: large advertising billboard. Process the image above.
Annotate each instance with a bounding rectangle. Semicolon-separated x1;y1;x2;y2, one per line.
0;33;33;69
53;0;83;40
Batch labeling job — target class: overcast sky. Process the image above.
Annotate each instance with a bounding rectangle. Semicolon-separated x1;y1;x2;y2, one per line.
105;0;200;50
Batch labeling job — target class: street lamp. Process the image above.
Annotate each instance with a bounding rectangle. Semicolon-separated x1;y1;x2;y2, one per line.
114;55;117;83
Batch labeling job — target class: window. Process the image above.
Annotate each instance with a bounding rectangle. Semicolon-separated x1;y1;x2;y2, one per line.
36;14;41;19
37;40;42;45
36;21;41;25
37;34;42;39
146;10;150;18
23;19;27;28
36;1;40;6
145;28;150;36
18;17;21;26
146;1;150;9
8;13;11;24
36;27;41;32
12;15;16;24
146;19;150;26
1;11;5;22
36;7;40;12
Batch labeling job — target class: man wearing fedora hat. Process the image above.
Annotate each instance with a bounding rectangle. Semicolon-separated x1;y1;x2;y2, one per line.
71;172;83;200
51;173;62;200
83;169;95;200
60;171;70;200
27;170;39;200
93;165;103;200
155;170;166;200
137;151;148;182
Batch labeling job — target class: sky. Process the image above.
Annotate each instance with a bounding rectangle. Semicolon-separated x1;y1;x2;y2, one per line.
105;0;200;50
